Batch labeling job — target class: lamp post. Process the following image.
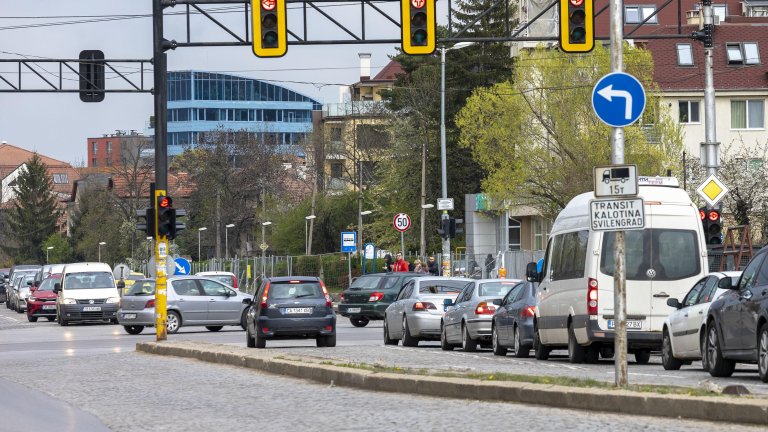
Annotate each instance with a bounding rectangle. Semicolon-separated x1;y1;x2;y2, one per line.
261;221;272;276
198;227;207;262
225;223;235;260
440;42;475;276
359;210;373;251
46;246;53;264
420;204;434;258
304;215;316;255
98;242;106;263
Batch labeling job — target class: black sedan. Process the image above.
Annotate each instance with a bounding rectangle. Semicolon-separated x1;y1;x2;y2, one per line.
244;276;336;349
705;247;768;382
491;281;537;357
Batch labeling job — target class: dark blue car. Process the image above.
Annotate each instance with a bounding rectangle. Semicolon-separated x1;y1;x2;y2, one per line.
491;281;537;357
244;276;336;348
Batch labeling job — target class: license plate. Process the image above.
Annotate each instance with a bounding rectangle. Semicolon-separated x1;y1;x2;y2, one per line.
122;313;137;319
42;305;56;310
284;307;312;314
83;306;102;312
347;307;361;313
607;319;643;330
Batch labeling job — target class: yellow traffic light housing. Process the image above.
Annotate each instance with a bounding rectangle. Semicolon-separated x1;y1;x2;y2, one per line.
252;0;287;58
559;0;594;53
401;0;436;55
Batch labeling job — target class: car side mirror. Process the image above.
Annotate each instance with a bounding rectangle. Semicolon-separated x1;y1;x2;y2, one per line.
443;298;453;307
27;281;33;286
117;280;126;289
226;289;235;297
492;298;503;306
53;282;61;293
666;298;682;309
30;286;37;292
717;277;734;289
526;262;540;283
242;298;252;305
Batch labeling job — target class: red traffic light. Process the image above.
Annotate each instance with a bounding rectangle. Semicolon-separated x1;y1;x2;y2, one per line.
699;209;706;220
158;196;172;209
708;210;720;221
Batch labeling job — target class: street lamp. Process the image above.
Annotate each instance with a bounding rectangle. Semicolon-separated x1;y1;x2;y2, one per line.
198;227;207;262
440;42;475;276
98;242;106;263
261;221;272;276
420;204;435;257
304;215;316;255
359;209;373;257
46;246;53;264
225;223;235;260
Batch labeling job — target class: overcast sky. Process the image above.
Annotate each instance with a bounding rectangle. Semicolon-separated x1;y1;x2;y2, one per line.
0;0;451;165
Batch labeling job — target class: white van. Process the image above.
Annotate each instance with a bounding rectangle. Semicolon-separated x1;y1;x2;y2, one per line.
528;178;707;364
54;262;121;326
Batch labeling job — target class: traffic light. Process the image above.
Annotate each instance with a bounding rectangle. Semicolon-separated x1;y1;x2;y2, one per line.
692;23;714;48
157;195;176;239
136;208;155;237
438;217;450;239
706;209;722;245
559;0;594;53
252;0;287;58
401;0;436;55
79;50;105;102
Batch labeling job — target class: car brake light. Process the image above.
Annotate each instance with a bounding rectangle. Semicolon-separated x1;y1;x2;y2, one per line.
232;277;238;289
261;282;271;309
587;278;598;316
412;301;436;311
521;306;535;318
368;292;384;302
145;299;155;309
320;281;332;307
475;302;496;315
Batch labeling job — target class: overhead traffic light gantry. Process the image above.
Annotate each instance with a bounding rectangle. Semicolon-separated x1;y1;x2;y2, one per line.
401;0;436;55
559;0;594;53
252;0;287;58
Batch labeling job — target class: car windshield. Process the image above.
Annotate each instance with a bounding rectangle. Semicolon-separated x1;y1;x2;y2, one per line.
127;274;145;281
64;272;115;289
349;275;383;290
206;275;234;286
418;282;464;294
38;278;58;291
127;280;156;296
269;282;323;299
601;229;700;280
478;282;516;297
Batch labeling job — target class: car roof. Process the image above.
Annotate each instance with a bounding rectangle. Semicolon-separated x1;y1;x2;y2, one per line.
195;271;236;276
63;262;113;273
268;276;320;282
473;278;523;284
709;271;742;278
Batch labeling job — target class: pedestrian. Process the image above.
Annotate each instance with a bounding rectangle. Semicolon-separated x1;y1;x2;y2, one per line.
383;254;393;272
413;259;426;273
392;252;409;272
485;254;495;276
427;256;438;275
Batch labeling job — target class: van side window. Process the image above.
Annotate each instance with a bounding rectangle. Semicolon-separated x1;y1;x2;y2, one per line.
551;230;589;280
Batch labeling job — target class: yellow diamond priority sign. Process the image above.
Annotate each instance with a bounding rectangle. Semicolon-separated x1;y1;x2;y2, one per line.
695;174;729;207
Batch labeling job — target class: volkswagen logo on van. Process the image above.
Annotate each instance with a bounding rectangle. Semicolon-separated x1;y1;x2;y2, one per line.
88;299;95;304
646;269;656;279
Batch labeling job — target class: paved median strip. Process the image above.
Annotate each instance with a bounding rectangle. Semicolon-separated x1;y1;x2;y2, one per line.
136;341;768;425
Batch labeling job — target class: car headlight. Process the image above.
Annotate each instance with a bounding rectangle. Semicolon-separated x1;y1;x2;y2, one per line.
62;298;77;305
28;296;37;302
106;297;120;304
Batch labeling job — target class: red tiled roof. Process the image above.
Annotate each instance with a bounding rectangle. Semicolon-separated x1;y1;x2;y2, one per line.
0;143;79;197
371;60;404;82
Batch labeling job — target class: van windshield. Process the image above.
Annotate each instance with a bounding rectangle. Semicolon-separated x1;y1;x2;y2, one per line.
64;272;116;289
601;229;700;280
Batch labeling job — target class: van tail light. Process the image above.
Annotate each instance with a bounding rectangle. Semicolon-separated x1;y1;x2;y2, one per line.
587;278;598;316
521;306;536;318
261;282;271;309
412;301;436;311
232;277;238;289
145;299;155;309
368;292;384;302
320;281;332;307
475;302;496;315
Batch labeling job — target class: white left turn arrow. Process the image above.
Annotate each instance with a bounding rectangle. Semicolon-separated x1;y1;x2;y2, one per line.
597;84;633;120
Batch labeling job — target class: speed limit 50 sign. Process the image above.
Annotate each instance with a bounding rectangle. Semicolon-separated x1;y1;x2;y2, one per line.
393;213;411;232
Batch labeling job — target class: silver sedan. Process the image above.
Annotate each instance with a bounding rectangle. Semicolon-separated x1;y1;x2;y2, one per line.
383;277;471;347
441;279;520;351
118;276;250;334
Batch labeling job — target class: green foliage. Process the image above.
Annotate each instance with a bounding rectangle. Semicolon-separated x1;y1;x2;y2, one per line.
69;188;128;264
41;233;72;264
4;154;61;263
456;44;684;218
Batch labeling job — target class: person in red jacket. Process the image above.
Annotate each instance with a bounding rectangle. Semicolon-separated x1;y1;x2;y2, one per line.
392;253;410;272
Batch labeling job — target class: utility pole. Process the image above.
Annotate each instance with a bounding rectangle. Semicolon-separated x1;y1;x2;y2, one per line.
700;0;718;178
439;47;451;277
215;190;221;261
420;140;427;258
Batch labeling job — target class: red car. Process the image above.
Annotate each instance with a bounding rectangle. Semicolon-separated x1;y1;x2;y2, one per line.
27;274;61;322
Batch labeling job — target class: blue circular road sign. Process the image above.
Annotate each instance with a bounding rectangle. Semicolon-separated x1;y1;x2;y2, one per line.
591;72;646;128
174;257;191;275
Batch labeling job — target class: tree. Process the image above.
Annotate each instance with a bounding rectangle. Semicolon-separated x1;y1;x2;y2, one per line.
41;233;72;264
4;154;61;263
69;187;128;263
456;44;684;218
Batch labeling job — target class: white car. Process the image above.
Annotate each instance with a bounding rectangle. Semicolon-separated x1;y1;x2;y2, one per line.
661;271;741;370
195;271;239;289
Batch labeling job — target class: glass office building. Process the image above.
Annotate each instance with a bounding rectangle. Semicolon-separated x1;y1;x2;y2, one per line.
153;71;321;156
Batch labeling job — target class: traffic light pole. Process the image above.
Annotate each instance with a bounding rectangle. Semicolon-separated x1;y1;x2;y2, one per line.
153;0;169;342
439;47;451;277
701;1;718;179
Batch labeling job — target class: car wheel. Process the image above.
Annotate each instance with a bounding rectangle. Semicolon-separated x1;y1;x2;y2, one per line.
27;315;37;323
254;331;266;349
110;318;119;325
324;334;337;347
534;327;550;360
634;349;651;364
707;322;735;377
567;323;585;364
661;329;682;370
383;316;398;345
16;303;23;313
350;317;370;328
316;336;327;347
461;322;477;352
441;322;455;351
57;310;68;327
246;329;256;348
46;317;54;322
240;310;248;331
492;323;507;356
585;345;600;364
700;330;709;371
205;326;223;332
124;325;144;335
513;324;530;358
166;311;181;334
401;316;419;347
758;323;768;383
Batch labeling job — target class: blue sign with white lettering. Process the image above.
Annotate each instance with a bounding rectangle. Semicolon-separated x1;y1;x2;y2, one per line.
341;231;357;253
591;72;646;128
174;257;191;275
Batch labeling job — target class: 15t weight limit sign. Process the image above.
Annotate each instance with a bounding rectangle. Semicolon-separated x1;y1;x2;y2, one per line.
393;213;411;232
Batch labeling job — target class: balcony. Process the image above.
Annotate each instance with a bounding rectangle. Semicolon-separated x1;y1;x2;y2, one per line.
324;101;388;118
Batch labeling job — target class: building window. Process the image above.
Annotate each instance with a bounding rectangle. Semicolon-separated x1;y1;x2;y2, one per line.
679;101;700;123
726;43;760;64
508;217;521;251
92;158;97;167
52;174;68;184
676;44;693;66
625;6;658;24
106;141;112;154
330;127;342;142
694;4;727;22
533;218;549;251
731;100;764;129
330;162;343;179
92;142;97;154
745;5;768;16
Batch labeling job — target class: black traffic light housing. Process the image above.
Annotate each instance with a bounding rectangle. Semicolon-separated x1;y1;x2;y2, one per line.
79;50;105;103
136;208;155;237
438;217;464;239
692;23;714;48
706;208;722;245
157;196;176;239
252;0;287;57
559;0;594;53
400;0;436;55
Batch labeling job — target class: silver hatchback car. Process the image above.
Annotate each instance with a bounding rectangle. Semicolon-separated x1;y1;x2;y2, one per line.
118;276;251;334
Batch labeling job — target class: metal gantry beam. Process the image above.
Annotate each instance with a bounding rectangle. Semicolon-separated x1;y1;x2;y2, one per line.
0;59;151;93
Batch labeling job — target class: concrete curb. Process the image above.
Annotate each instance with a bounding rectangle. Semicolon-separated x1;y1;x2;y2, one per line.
136;341;768;425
